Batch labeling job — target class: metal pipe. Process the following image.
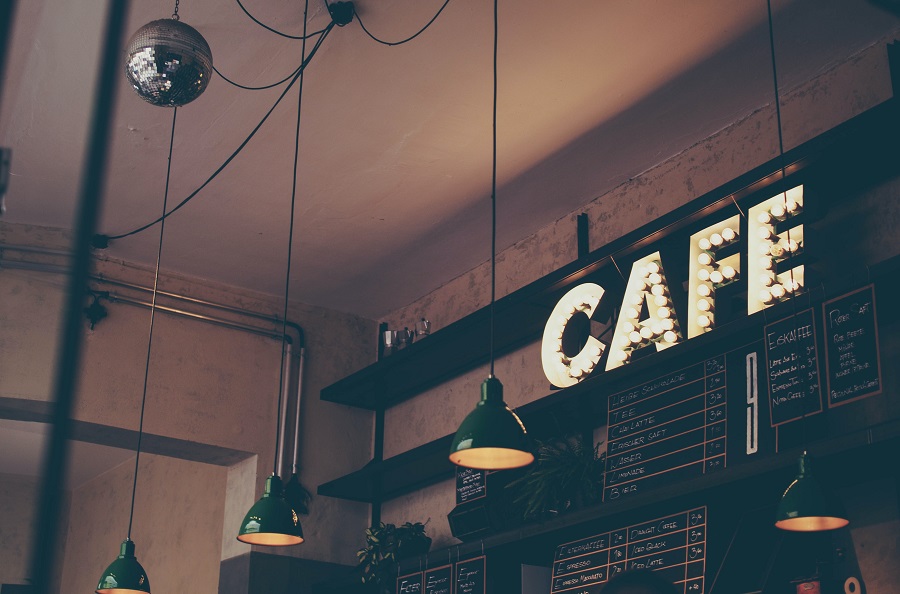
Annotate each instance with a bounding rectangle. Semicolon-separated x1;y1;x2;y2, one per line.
275;341;292;475
102;293;287;341
0;242;304;340
0;243;73;257
291;344;306;473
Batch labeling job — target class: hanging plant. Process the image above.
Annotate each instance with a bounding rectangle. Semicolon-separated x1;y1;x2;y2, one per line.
506;433;605;521
357;521;431;593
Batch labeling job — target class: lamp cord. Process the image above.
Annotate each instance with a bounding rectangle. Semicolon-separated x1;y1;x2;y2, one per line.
352;0;452;46
100;22;333;243
127;105;177;539
489;0;498;377
273;0;310;477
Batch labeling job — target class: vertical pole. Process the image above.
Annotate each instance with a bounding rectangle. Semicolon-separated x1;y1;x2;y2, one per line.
577;213;590;259
28;2;130;593
372;406;385;525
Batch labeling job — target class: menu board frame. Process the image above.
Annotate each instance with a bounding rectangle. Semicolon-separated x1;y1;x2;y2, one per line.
764;308;823;427
456;467;487;505
397;571;424;594
551;507;707;594
822;284;882;408
455;556;486;594
424;564;453;594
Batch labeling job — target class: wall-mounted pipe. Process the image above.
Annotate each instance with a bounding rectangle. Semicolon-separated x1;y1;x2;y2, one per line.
275;341;293;475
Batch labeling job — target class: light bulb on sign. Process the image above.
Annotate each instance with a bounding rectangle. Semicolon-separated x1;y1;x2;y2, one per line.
661;318;675;331
629;331;642;345
654;295;668;307
640;326;653;340
648;272;662;285
770;244;785;258
698;253;713;266
615;350;629;362
697;299;712;312
698;238;712;251
657;307;672;319
616;335;631;347
709;270;724;284
710;233;724;247
770;203;785;218
663;330;678;343
770;284;786;299
758;227;775;241
698;269;711;282
757;212;772;224
759;275;774;287
759;257;774;270
625;307;640;320
758;290;774;303
785;200;800;213
651;323;663;336
786;239;799;253
651;284;665;297
697;284;712;297
722;266;737;280
646;261;661;274
721;227;737;242
697;315;712;328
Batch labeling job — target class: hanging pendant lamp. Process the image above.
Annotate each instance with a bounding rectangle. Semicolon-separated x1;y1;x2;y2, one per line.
235;0;315;547
97;540;150;594
449;0;533;471
775;452;848;532
237;474;303;545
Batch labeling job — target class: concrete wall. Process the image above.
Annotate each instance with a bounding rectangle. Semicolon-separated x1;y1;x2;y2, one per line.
377;28;900;580
0;473;40;586
0;221;378;589
59;454;226;594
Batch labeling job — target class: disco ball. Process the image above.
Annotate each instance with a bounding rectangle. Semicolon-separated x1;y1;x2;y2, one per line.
124;18;213;107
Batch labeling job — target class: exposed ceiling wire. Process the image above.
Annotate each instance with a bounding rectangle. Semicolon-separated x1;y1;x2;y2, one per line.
96;22;334;244
349;0;452;46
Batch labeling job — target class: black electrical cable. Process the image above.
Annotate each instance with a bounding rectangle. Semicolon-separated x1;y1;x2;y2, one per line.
273;0;310;477
99;21;334;242
213;62;302;91
489;0;497;376
236;0;325;40
348;0;452;46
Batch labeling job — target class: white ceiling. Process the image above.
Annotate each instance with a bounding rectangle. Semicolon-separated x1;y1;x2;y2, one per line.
1;0;898;322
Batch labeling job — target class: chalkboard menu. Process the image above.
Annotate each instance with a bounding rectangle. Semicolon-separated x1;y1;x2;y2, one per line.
424;565;452;594
456;556;486;594
551;507;707;594
764;308;822;426
605;358;727;502
397;571;423;594
456;467;487;505
823;285;882;407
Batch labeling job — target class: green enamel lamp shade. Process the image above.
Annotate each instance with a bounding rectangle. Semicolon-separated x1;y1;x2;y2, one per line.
449;376;534;470
237;474;304;546
775;452;849;532
96;539;150;594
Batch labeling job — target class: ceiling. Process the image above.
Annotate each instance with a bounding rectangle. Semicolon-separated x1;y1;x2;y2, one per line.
1;0;898;322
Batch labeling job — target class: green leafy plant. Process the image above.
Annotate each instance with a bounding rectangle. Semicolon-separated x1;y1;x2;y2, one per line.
357;521;431;593
506;433;605;521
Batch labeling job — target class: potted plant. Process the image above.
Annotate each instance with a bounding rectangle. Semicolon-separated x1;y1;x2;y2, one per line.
506;433;605;521
357;521;431;593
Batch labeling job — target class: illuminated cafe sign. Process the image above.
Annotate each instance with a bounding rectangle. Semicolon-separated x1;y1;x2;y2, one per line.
542;185;806;388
